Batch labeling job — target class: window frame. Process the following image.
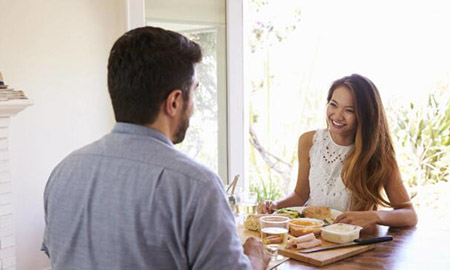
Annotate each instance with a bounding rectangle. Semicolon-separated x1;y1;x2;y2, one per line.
226;0;248;189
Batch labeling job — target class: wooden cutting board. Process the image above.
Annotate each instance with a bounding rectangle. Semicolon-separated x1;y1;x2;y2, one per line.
278;241;375;266
237;224;374;267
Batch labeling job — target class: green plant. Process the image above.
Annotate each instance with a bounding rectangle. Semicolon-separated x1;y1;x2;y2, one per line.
249;176;283;202
388;85;450;187
247;0;302;200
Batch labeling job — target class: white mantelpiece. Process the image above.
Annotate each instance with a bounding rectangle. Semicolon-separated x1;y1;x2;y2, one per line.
0;99;32;270
0;100;33;117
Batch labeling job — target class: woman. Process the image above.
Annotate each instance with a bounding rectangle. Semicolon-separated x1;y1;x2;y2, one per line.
260;74;417;229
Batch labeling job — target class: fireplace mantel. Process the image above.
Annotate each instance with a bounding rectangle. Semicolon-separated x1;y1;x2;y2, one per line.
0;98;32;270
0;99;33;117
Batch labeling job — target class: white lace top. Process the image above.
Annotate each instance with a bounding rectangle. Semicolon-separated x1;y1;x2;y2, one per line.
307;129;353;212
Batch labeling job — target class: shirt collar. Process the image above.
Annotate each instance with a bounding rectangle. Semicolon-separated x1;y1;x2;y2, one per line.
112;122;174;147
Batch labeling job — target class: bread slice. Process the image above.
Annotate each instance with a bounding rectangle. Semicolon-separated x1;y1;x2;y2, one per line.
244;214;292;232
302;206;331;220
244;214;264;231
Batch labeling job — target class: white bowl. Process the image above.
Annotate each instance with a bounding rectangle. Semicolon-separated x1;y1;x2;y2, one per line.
320;223;363;244
289;218;324;237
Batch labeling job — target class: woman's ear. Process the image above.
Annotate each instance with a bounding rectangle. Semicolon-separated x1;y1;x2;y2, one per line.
164;89;183;117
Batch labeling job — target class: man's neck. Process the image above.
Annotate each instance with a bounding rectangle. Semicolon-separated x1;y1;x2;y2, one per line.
146;121;173;142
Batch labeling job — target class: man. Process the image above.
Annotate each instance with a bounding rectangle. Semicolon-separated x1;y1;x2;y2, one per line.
42;27;269;269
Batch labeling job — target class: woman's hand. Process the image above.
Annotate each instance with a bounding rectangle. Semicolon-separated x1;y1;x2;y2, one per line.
334;211;380;229
257;200;278;214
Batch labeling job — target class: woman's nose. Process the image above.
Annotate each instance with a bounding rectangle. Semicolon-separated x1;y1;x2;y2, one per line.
334;109;345;120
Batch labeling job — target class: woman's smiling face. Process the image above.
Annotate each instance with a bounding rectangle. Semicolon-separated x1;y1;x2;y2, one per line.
326;86;357;141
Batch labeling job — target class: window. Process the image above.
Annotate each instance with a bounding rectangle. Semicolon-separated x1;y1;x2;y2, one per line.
144;0;228;182
245;0;450;226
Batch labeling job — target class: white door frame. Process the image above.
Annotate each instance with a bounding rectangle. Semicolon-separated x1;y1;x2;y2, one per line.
125;0;145;30
225;0;247;188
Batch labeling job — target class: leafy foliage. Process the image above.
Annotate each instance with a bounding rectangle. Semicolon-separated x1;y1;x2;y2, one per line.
247;0;302;200
248;0;301;53
388;77;450;187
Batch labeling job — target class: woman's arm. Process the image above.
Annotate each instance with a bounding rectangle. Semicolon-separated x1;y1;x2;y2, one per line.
262;131;315;212
334;170;418;228
377;170;418;227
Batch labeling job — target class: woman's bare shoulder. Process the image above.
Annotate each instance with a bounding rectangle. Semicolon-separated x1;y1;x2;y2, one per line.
298;130;316;149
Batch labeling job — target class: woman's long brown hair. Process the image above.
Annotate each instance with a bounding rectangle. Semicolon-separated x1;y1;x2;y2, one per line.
327;74;398;211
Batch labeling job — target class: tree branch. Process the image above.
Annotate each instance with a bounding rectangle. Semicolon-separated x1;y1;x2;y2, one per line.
249;126;293;183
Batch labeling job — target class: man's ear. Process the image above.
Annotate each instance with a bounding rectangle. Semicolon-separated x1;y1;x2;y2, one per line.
164;89;183;117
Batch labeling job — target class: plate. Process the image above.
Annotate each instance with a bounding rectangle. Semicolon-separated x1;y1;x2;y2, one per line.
285;206;342;221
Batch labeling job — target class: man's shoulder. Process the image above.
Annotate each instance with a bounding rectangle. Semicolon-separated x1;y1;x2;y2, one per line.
58;136;108;163
65;132;220;185
162;149;220;185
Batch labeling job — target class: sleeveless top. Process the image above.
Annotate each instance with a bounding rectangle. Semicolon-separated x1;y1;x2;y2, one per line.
307;129;353;212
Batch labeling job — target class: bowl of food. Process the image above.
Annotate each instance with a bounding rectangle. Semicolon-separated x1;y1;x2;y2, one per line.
289;218;324;237
320;223;363;244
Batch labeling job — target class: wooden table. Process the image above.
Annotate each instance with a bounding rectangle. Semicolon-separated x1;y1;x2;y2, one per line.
239;224;450;269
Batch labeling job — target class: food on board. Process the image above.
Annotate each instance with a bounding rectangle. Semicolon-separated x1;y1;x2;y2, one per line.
287;233;322;249
321;223;363;244
295;238;322;249
264;235;284;245
244;214;291;232
289;218;325;237
289;232;316;244
244;214;264;231
243;206;354;253
275;208;301;218
302;206;332;220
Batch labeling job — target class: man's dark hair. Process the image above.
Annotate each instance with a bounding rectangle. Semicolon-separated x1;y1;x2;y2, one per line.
107;26;202;125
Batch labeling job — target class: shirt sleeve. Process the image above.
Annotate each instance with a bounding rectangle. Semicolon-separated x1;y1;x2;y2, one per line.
186;175;252;270
41;165;57;259
41;190;50;258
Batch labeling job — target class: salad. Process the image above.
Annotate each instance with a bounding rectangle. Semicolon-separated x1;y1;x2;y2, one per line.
275;208;302;218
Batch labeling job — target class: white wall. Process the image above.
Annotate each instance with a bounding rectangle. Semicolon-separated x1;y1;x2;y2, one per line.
0;0;126;269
